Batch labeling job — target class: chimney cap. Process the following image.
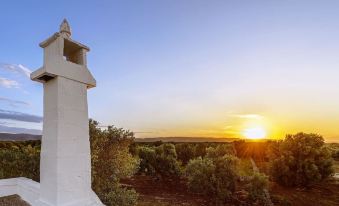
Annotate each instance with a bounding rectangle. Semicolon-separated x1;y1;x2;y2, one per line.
60;19;71;38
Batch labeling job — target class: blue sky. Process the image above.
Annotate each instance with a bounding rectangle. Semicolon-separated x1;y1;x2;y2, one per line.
1;1;339;141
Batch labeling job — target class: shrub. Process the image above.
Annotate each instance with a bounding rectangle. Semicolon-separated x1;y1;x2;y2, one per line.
186;157;216;195
155;143;181;177
327;143;339;160
156;143;177;159
270;133;334;187
237;159;254;176
186;155;239;205
234;140;269;161
0;120;139;206
138;146;157;175
90;119;139;206
194;143;207;158
175;143;196;165
333;150;339;160
0;144;40;181
247;172;268;202
205;144;235;159
103;185;138;206
137;143;181;177
213;155;238;204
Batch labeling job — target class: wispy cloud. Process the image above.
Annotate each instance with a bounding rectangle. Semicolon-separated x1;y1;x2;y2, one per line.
0;109;42;123
223;125;233;129
229;114;263;119
0;121;14;126
0;77;19;88
0;97;30;107
0;63;32;78
0;124;41;135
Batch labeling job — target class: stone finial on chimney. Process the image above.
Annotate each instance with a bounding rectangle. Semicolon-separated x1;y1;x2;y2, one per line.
60;19;71;38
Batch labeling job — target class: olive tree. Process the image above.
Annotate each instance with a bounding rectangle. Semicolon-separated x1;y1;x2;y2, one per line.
175;143;196;165
138;146;157;175
186;155;239;205
205;144;235;159
155;143;181;177
90;119;139;206
137;143;181;177
270;133;333;187
248;172;268;202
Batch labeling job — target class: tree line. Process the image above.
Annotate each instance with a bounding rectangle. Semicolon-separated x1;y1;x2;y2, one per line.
0;120;337;206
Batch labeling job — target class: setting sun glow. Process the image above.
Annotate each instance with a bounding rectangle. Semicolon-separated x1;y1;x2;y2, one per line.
242;127;267;139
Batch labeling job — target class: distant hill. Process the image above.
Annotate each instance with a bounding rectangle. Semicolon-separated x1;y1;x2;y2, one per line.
0;133;42;141
0;133;238;143
135;137;239;143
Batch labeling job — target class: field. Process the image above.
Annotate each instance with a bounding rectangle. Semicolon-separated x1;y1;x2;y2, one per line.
269;179;339;206
122;175;207;206
125;140;339;206
121;157;254;206
122;155;339;206
1;133;338;206
255;160;339;206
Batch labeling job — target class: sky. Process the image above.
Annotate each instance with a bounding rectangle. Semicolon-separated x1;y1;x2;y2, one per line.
0;0;339;142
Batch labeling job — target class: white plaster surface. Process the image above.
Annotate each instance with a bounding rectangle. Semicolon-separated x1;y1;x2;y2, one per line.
0;177;40;205
35;76;102;206
31;35;96;88
0;178;102;206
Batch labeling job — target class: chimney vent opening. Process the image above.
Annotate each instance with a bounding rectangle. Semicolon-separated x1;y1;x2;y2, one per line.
63;39;84;65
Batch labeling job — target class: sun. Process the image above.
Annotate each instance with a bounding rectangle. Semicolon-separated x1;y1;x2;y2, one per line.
242;126;267;139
